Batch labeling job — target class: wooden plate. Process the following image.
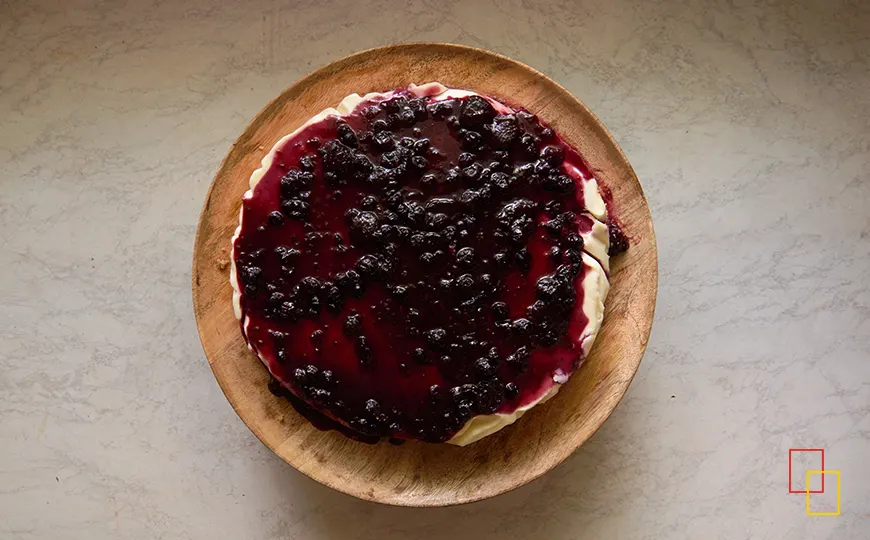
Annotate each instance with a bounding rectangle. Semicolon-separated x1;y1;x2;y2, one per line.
192;43;657;507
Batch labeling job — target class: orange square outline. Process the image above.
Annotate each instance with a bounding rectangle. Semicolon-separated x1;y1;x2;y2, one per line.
806;470;840;516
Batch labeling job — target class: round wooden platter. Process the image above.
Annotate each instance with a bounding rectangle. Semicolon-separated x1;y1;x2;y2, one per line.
192;43;657;507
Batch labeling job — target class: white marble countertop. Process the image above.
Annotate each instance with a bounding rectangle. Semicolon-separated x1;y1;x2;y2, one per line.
2;0;868;538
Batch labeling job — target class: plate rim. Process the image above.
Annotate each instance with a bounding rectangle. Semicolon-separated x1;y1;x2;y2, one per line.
192;42;658;507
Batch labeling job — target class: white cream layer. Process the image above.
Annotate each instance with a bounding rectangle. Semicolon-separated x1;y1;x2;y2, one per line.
229;82;611;446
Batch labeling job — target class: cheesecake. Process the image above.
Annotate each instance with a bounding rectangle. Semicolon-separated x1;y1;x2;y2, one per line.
230;82;626;445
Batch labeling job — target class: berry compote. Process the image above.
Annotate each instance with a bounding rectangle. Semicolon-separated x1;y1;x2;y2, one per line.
231;83;625;444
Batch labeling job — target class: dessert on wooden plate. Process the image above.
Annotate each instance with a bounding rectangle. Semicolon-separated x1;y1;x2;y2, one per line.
229;82;628;446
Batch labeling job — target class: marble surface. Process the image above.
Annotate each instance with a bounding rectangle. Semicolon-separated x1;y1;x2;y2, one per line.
1;0;869;537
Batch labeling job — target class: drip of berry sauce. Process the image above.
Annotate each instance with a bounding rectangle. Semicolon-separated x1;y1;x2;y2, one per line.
233;89;626;443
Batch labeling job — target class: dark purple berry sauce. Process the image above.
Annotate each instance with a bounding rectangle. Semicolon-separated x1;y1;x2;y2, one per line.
233;87;624;443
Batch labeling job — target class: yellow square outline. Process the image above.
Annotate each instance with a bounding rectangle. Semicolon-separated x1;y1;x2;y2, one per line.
806;470;841;516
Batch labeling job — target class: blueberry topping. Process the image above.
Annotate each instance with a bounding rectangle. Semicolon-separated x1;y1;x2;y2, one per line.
355;336;372;365
343;313;362;337
490;114;519;144
234;88;622;444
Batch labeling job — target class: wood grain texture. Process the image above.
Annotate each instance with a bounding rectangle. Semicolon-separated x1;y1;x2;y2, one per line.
192;43;657;507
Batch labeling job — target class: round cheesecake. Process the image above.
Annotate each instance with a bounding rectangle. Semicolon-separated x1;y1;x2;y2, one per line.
230;82;624;445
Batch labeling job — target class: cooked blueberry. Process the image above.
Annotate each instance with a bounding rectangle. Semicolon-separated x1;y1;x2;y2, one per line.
564;248;583;266
515;247;531;271
533;321;561;347
609;222;629;255
363;399;381;416
296;276;318;292
424;328;448;351
534;159;553;176
460;96;496;126
475;379;505;413
458;189;480;207
548;245;562;261
410;233;425;250
505;382;519;398
506;345;530;370
425;232;447;249
541;145;564;165
563;232;582;249
238;264;262;292
372;131;396;150
426;212;449;230
518;133;539;158
490;171;510;191
413;348;432;365
491;301;508;319
392;284;409;299
513;163;534;181
325;285;342;314
349;211;378;240
461;130;483;150
490;114;519;144
337;123;358;147
397;201;426;226
355;336;372;365
536;275;560;299
496;198;537;224
371;119;389;132
398;109;415;125
543;217;563;237
493;252;509;269
360;195;379;210
280;169;313;197
456;247;475;266
512;318;532;336
541;174;574;193
527;299;547;319
293;367;307;382
456;274;474;291
410;138;431;155
298;155;316;171
318;140;355;174
463;163;481;180
427;98;455;116
458;152;475;166
545;199;563;215
336;270;363;297
267;211;285;226
381;149;405;168
411;155;428;170
444;166;462;185
362;105;381;119
509;216;535;244
383;96;408;113
473;357;497;379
